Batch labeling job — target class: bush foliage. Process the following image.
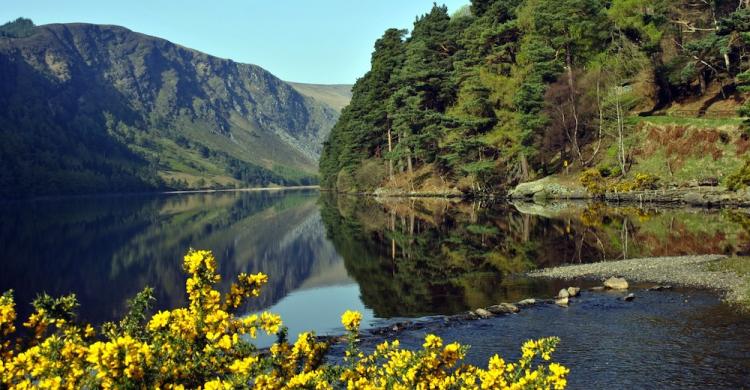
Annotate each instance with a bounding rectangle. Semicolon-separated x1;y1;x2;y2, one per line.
727;159;750;191
579;169;658;195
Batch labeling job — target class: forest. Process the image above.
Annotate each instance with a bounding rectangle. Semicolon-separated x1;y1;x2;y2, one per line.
320;0;750;195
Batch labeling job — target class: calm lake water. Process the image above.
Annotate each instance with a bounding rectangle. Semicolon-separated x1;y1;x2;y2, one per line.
1;189;749;388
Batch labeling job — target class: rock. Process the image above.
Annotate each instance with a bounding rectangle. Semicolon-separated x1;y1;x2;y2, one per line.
555;297;569;307
391;322;409;332
557;288;570;299
698;177;719;187
623;293;635;301
647;285;673;291
589;286;606;292
465;311;480;320
603;277;629;290
507;176;589;200
566;287;581;297
474;308;493;319
516;298;536;306
684;192;709;206
487;303;519;314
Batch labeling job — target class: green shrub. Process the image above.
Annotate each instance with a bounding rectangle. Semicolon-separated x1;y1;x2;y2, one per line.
579;169;607;195
727;159;750;191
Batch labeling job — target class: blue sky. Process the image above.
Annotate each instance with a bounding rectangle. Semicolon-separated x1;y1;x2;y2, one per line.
1;1;468;84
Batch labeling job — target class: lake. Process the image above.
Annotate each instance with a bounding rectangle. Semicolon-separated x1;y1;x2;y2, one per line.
1;189;749;388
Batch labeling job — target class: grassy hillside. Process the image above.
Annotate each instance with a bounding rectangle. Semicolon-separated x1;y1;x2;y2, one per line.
597;116;747;186
0;18;339;198
287;82;353;112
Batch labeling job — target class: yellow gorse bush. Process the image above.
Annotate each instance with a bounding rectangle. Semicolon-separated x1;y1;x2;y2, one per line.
0;249;569;389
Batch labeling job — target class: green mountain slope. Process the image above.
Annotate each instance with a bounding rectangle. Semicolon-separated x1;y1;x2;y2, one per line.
0;18;340;198
287;82;353;112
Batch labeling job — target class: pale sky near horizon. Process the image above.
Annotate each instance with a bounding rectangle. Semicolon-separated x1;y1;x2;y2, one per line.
0;1;468;84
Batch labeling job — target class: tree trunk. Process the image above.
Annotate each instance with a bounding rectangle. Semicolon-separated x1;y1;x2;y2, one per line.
407;149;413;176
522;213;530;243
520;153;530;180
615;86;627;175
565;46;583;165
390;211;396;260
387;126;394;181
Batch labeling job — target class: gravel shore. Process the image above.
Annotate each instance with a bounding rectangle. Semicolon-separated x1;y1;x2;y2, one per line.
529;255;750;304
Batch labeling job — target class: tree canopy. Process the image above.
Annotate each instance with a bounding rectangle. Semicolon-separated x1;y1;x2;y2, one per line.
320;0;750;194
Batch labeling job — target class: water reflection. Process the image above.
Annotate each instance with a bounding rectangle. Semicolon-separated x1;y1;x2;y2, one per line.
319;195;750;318
2;191;750;331
2;192;748;388
0;190;343;324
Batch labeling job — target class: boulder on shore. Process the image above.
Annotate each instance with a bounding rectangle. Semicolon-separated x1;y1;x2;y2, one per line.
566;287;581;297
474;308;493;319
604;277;629;290
555;297;569;307
623;293;636;302
517;298;536;306
557;288;570;299
507;176;589;201
487;303;519;314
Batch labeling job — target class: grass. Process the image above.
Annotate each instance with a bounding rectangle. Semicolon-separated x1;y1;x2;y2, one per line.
286;82;352;111
635;115;745;128
705;257;750;308
594;116;746;186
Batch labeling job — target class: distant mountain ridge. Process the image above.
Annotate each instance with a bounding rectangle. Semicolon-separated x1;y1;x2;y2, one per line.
0;18;348;198
287;82;353;112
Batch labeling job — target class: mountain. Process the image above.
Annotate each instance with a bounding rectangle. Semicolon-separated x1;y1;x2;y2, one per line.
287;82;353;112
0;18;344;198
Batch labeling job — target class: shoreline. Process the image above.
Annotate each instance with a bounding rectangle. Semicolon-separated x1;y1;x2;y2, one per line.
0;185;320;204
160;185;320;195
319;254;750;345
507;176;750;207
324;183;750;208
324;188;750;208
529;255;750;307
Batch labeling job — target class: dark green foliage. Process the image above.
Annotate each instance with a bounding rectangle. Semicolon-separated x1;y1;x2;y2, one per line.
320;0;750;193
32;292;80;324
103;287;156;340
727;159;750;191
0;18;36;38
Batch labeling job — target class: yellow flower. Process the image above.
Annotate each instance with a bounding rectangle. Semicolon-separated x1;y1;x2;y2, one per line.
216;334;232;350
202;379;232;390
340;310;362;332
148;311;171;331
229;356;259;375
259;312;282;335
423;334;443;349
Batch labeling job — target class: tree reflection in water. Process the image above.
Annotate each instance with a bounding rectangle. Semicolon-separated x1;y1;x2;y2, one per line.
319;194;750;317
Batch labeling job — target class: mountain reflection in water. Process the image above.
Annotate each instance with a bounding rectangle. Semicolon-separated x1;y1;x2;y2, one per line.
0;190;345;324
